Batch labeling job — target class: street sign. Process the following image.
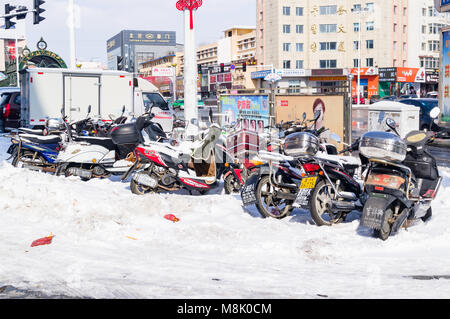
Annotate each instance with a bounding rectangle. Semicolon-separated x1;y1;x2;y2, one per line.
230;64;235;70
264;72;282;82
152;67;174;77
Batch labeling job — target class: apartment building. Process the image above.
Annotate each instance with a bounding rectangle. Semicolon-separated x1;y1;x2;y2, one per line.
257;0;450;70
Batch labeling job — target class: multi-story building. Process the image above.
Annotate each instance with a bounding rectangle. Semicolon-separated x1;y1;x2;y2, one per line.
106;30;183;73
256;0;450;96
0;23;26;86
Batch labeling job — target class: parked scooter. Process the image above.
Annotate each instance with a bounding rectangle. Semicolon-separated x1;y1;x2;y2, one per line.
55;111;156;180
359;108;442;240
122;123;233;195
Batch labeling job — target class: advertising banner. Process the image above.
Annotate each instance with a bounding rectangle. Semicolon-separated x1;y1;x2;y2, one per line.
220;95;270;133
396;67;426;83
441;29;450;122
152;67;174;77
275;95;346;145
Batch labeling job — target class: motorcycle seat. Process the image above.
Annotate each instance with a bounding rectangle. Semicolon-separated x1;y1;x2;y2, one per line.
73;136;116;151
19;134;61;145
18;128;44;135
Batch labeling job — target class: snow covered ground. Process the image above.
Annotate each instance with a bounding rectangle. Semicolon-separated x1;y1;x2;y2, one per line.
1;134;450;299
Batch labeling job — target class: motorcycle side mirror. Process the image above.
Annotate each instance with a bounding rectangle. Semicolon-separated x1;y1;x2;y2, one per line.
87;105;92;115
386;118;400;136
430;107;440;120
302;112;307;121
314;110;321;121
330;133;341;144
122;105;126;114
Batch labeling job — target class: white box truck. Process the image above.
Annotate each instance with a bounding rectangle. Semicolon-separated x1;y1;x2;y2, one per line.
20;68;174;132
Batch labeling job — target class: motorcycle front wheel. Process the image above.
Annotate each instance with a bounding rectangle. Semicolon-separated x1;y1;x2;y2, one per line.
310;179;345;226
224;174;241;194
255;175;294;219
130;178;158;195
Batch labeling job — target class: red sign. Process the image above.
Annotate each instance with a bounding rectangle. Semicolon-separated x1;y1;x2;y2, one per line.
350;67;378;76
279;100;289;107
396;67;426;83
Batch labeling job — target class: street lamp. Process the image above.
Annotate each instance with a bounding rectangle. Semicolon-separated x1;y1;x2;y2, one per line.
351;6;369;107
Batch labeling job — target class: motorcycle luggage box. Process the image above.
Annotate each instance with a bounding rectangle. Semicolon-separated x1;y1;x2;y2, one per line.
284;132;320;157
111;123;140;145
359;131;407;162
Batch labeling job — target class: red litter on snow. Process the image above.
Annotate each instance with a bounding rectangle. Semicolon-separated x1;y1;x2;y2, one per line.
164;214;180;223
31;234;55;247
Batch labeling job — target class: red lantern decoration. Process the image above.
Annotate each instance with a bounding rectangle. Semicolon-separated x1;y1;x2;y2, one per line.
176;0;203;29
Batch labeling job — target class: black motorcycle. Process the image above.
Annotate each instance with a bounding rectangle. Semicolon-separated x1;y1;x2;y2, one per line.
360;110;442;240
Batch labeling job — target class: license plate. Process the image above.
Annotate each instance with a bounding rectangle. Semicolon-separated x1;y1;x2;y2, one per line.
133;173;158;188
300;177;318;189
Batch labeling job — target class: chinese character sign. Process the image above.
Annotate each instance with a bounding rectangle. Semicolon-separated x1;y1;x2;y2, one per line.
220;95;270;132
442;30;450;122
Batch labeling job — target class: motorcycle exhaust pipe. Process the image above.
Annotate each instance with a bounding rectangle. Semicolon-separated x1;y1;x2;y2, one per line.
329;200;356;212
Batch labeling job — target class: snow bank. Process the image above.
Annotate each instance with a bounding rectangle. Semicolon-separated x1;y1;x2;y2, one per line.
1;135;450;299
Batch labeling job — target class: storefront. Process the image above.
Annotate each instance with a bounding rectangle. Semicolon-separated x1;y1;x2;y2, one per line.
423;69;439;95
350;67;379;99
308;69;349;94
378;67;426;97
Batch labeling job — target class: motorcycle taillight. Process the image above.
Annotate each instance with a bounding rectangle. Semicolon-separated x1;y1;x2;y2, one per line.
303;163;320;173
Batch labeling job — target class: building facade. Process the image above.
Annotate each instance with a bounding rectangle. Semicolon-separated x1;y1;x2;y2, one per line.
106;30;183;73
257;0;450;70
0;23;26;86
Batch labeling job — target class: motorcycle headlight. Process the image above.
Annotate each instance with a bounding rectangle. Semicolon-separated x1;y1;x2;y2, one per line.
434;119;439;124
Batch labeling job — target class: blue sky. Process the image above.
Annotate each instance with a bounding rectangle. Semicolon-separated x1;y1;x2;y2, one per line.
1;0;256;65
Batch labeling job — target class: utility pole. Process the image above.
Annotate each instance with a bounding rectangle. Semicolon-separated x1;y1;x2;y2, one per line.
68;0;76;69
352;6;368;107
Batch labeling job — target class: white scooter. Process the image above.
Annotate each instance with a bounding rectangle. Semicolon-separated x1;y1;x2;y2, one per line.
55;111;158;180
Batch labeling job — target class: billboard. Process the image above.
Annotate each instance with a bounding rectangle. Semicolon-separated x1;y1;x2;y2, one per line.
435;0;450;12
275;95;346;146
441;28;450;122
220;95;270;132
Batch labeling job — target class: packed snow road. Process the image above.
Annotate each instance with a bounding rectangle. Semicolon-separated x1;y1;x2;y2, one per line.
1;135;450;299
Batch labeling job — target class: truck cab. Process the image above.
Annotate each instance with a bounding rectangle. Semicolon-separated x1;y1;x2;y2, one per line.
133;77;174;133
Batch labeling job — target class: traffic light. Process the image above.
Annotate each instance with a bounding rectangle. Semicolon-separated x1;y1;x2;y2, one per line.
16;6;28;20
220;63;225;73
198;64;202;75
117;56;124;70
242;62;247;72
5;4;17;29
33;0;46;25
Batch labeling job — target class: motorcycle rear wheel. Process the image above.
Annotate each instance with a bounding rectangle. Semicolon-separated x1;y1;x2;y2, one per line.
224;174;241;194
373;208;393;241
255;175;294;219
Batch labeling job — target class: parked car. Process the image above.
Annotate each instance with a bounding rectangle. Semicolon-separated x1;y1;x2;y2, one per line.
398;98;439;130
425;91;439;99
0;87;21;132
380;95;398;102
352;95;365;105
399;94;419;99
369;95;381;104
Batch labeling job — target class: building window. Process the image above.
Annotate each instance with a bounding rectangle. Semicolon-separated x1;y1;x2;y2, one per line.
366;3;375;12
296;7;304;16
429;6;436;17
320;60;337;68
394;5;397;15
429;23;444;34
283;6;290;16
366;21;374;31
283;60;291;69
422;25;426;34
296;43;304;52
354;23;360;32
393;41;397;50
394;23;397;32
354;59;359;67
403;42;407;51
320;5;337;15
283;43;291;52
319;42;337;51
429;40;440;51
296;60;304;69
319;24;337;33
353;41;359;50
366;40;374;49
422;42;426;51
420;57;439;68
296;25;304;34
283;24;291;33
403;25;407;33
393;59;397;67
353;4;362;11
366;58;374;67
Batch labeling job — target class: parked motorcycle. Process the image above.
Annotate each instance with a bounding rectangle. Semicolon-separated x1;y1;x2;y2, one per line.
122;123;233;195
55;112;156;180
359;108;442;240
